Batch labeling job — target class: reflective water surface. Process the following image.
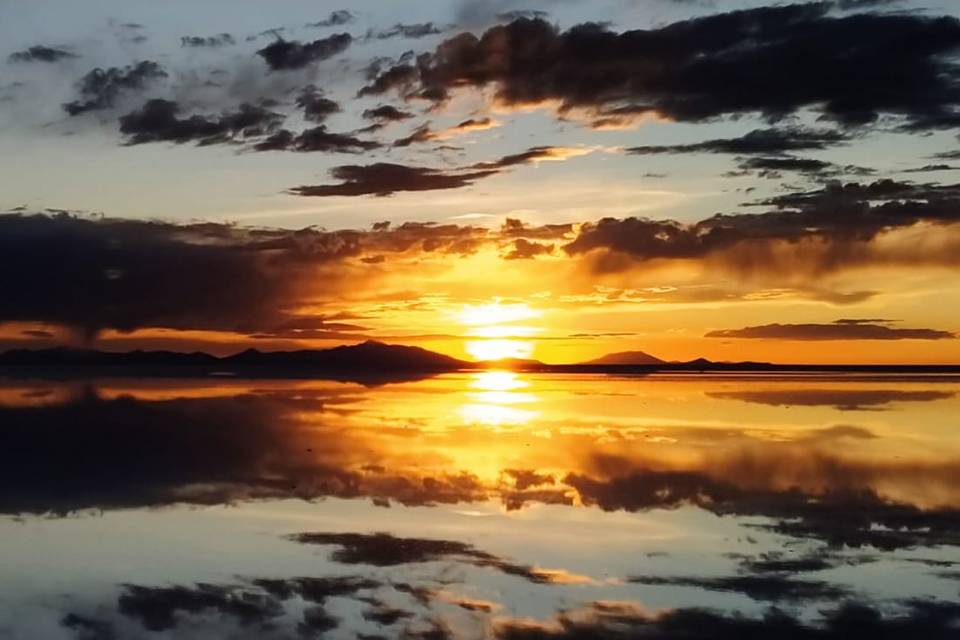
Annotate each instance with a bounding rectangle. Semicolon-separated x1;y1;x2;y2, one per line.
2;373;960;639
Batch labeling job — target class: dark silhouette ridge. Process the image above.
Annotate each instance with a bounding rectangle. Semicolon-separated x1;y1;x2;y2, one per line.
1;342;959;379
580;350;665;365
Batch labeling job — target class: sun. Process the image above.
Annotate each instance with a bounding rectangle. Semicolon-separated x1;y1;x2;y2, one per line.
457;302;541;361
466;339;534;361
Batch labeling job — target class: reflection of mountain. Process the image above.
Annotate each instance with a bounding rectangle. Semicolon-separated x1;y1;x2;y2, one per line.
580;350;665;365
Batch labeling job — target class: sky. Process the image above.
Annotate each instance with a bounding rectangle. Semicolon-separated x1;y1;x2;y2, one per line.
2;0;960;363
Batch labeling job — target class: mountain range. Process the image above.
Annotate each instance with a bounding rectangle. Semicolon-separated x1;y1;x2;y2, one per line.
0;341;956;376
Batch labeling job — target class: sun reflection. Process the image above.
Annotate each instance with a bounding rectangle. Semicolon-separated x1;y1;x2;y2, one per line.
470;371;529;392
460;371;540;426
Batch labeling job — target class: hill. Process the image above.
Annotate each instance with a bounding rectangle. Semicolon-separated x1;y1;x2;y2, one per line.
581;350;665;365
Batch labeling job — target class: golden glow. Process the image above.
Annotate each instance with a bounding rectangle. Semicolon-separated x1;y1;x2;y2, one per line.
466;339;533;361
457;303;541;326
470;371;529;392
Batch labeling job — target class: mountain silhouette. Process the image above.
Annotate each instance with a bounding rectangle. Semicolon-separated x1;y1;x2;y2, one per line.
581;350;665;365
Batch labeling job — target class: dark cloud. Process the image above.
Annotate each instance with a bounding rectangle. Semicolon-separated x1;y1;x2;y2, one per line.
63;61;167;115
119;99;284;146
706;320;955;341
503;238;554;259
61;613;115;640
296;85;340;123
629;574;850;602
0;213;484;337
0;388;495;515
566;462;960;550
835;0;902;9
9;45;78;63
292;146;582;196
119;584;283;632
363;105;415;122
903;164;960;173
306;10;354;28
180;33;235;48
393;124;436;147
293;531;585;584
494;600;960;640
627;127;850;156
257;33;352;71
496;10;550;22
562;179;960;275
709;389;954;410
363;8;960;128
374;23;445;40
290;163;499;196
255;125;380;153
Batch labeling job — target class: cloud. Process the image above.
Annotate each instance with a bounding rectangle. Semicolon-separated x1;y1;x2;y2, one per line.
709;389;954;410
292;531;591;584
374;23;445;40
393;117;501;147
493;599;960;640
362;8;960;129
706;320;955;341
0;213;488;337
119;99;284;146
291;146;591;196
63;61;167;115
290;163;499;196
8;45;78;63
627;127;850;156
306;10;354;28
180;33;235;48
256;34;352;71
254;125;380;152
362;105;415;122
628;573;851;602
503;238;554;259
562;179;960;276
296;85;340;123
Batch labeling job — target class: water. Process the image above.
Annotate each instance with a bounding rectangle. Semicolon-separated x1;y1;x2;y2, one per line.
2;372;959;638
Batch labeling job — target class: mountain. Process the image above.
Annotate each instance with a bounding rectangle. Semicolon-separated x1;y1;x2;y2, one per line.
0;341;468;373
581;350;665;365
222;340;468;371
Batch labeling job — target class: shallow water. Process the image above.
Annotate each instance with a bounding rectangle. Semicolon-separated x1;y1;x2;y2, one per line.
2;372;959;639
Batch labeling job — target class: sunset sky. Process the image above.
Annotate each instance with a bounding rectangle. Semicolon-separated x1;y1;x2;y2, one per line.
2;0;960;363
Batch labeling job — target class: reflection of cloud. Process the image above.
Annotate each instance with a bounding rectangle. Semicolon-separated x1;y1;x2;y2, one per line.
4;380;960;551
492;599;960;640
709;389;955;411
291;531;592;584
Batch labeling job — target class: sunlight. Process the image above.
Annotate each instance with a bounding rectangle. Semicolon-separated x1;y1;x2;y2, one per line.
470;371;529;392
466;339;533;361
457;302;541;326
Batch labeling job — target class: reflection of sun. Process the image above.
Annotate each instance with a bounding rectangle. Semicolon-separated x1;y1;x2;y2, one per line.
470;371;528;392
460;371;540;426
